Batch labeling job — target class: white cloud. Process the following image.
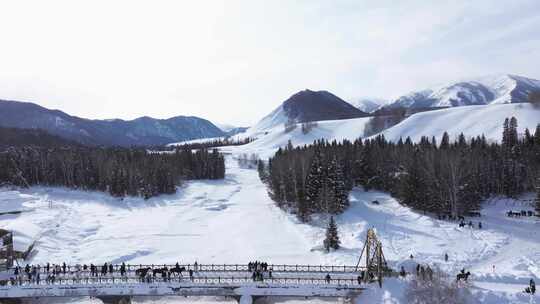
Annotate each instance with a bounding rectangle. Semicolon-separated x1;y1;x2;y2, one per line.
0;0;538;125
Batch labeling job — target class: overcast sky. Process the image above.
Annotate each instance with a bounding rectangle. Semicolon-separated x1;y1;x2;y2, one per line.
0;1;539;126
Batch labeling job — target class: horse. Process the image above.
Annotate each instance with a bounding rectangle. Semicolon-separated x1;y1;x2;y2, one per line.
135;267;151;280
456;271;471;282
152;267;169;277
170;266;186;276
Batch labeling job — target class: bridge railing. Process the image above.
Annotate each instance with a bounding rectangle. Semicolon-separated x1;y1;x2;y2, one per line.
2;275;364;287
8;263;364;276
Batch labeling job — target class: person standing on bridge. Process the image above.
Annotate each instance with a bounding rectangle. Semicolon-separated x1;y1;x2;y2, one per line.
325;274;331;284
120;262;126;277
445;253;449;262
426;265;433;281
194;261;198;272
62;262;67;275
109;263;113;274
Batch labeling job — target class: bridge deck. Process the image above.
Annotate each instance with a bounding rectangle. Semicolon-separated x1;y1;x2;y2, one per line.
0;264;370;299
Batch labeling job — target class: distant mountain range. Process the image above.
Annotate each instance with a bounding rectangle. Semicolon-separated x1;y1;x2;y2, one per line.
3;74;538;147
0;100;226;146
382;74;540;110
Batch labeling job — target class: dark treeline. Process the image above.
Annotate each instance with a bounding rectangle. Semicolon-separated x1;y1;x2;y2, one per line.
262;117;540;222
0;127;80;149
161;137;254;151
0;146;225;199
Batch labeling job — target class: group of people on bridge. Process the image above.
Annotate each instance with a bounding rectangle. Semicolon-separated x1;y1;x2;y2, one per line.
3;261;376;288
249;261;271;282
6;262;200;286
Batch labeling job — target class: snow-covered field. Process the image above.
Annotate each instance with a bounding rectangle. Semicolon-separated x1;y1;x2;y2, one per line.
1;151;540;303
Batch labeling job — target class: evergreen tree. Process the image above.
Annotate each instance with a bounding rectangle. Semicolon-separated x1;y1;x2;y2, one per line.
257;160;267;182
535;177;540;216
399;148;429;210
305;148;324;213
327;156;349;214
323;216;340;251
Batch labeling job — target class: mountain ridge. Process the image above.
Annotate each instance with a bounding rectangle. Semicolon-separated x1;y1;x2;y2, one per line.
383;74;540;109
0;99;226;146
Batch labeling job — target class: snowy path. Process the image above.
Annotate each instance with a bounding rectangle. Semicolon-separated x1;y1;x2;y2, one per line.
0;157;326;266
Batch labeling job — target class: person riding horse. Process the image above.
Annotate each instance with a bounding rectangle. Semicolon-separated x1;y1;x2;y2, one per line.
456;269;471;282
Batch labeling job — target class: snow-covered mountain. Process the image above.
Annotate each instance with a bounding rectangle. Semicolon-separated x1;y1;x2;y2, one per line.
0;99;226;146
350;97;388;113
384;74;540;109
242;89;367;139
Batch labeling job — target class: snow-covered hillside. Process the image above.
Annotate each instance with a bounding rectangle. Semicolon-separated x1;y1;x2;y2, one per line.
174;103;539;160
378;103;540;143
1;153;539;303
386;74;540;109
229;117;371;159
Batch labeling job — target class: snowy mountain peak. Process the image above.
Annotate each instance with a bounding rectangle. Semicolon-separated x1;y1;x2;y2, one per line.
350;97;389;113
250;89;367;133
385;74;540;109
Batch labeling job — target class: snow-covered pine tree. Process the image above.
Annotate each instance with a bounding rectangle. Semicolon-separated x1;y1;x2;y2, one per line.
535;177;540;217
305;148;324;213
502;117;520;197
284;168;297;203
399;147;429;210
535;124;540;147
257;159;267;182
323;216;340;251
327;156;349;214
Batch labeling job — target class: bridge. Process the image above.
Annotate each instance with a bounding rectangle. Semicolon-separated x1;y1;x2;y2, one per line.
0;229;390;303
